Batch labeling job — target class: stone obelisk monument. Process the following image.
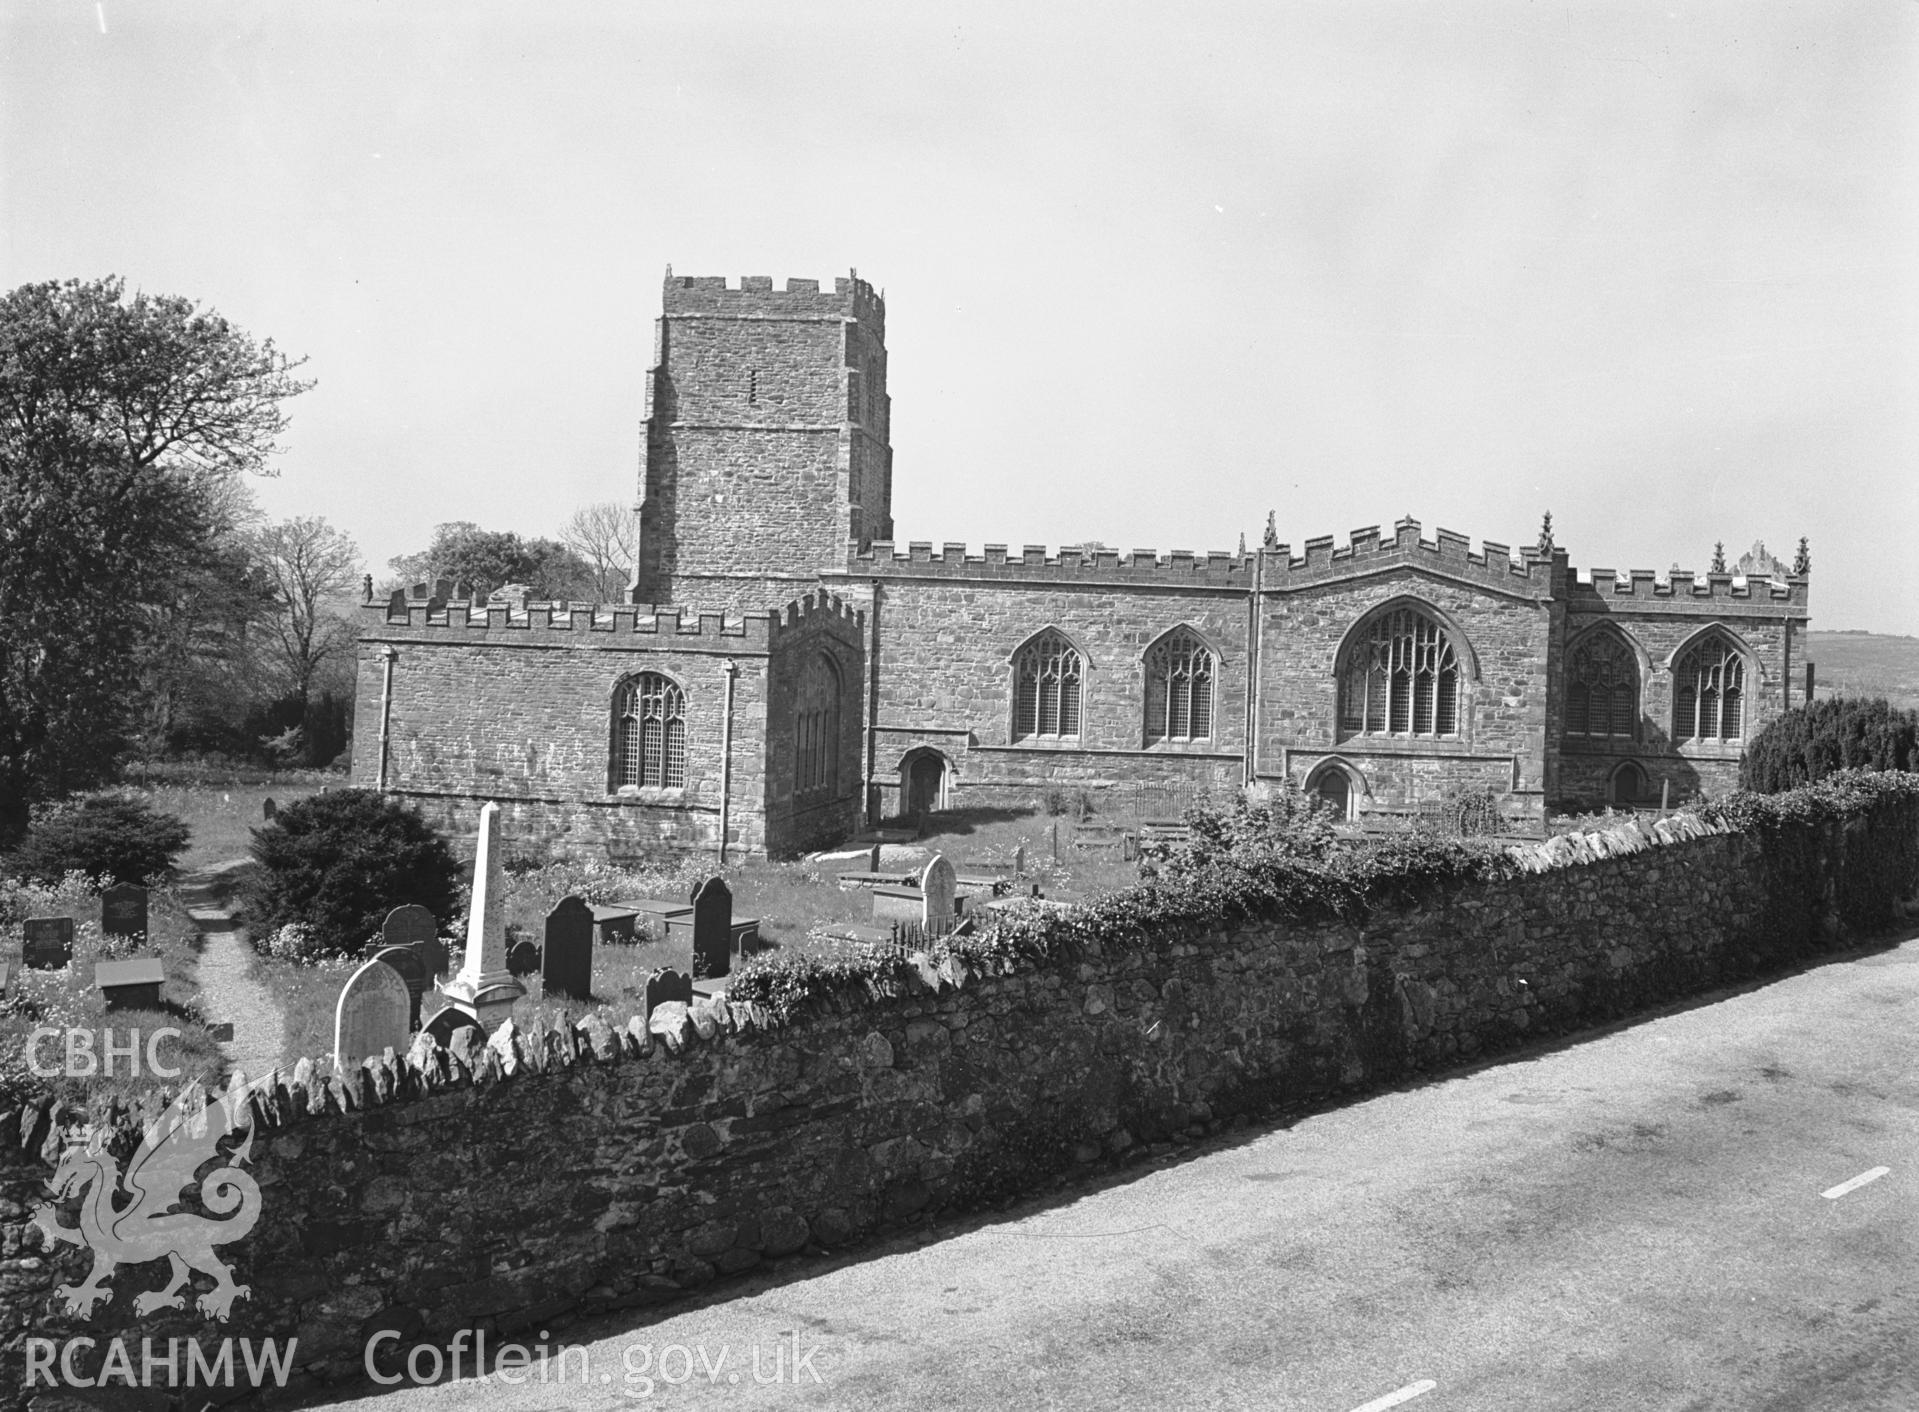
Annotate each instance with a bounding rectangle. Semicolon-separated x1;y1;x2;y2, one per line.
441;801;524;1033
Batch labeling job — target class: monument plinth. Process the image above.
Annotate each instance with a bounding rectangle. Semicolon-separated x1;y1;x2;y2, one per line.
441;801;525;1033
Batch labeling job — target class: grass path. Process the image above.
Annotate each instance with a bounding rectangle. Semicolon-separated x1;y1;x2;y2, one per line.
178;861;289;1081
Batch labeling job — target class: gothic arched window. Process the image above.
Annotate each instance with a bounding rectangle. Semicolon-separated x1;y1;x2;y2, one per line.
1674;634;1747;743
1566;631;1639;739
1338;606;1462;739
1145;629;1215;743
794;654;841;797
1012;632;1082;741
614;673;686;788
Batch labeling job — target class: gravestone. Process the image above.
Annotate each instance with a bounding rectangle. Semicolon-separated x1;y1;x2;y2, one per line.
643;967;692;1019
23;917;73;970
690;877;733;980
263;797;277;821
920;853;956;928
0;962;9;998
101;883;148;943
423;1006;484;1050
334;956;411;1072
369;945;428;1031
1013;842;1026;877
590;904;638;944
382;904;446;978
96;958;165;1011
542;896;594;1002
506;939;542;979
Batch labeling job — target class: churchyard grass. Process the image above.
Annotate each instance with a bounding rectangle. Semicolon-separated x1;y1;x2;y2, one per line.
119;763;338;871
251;806;1148;1075
0;879;226;1104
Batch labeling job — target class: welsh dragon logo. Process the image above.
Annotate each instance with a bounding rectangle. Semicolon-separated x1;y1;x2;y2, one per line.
31;1076;265;1321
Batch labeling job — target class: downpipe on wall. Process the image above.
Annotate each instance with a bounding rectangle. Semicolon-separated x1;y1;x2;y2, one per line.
718;658;737;864
376;645;397;791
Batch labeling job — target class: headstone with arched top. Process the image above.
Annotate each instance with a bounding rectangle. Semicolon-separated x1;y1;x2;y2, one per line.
690;877;733;979
644;967;693;1019
542;896;594;1002
334;957;410;1072
920;853;955;928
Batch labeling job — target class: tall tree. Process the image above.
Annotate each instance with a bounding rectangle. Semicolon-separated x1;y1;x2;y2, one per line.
0;277;309;843
387;521;595;601
556;501;639;602
252;515;363;709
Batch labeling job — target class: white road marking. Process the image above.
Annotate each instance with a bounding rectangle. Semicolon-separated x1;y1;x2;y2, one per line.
1822;1166;1890;1200
1349;1380;1437;1412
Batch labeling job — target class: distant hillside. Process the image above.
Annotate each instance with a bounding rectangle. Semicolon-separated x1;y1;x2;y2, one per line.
1806;631;1919;711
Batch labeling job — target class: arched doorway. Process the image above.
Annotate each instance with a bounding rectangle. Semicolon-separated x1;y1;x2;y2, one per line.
1313;771;1351;820
1610;761;1649;808
900;749;949;818
1304;761;1360;822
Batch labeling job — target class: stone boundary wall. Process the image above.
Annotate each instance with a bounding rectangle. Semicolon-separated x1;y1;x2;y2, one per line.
4;796;1915;1408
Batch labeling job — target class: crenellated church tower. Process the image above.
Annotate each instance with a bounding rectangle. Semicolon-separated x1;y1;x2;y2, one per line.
632;270;893;612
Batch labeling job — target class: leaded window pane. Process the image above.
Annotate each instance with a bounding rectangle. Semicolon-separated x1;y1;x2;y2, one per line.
1339;607;1462;740
1673;636;1745;743
1565;633;1639;740
1145;631;1215;742
1012;633;1083;741
615;673;686;789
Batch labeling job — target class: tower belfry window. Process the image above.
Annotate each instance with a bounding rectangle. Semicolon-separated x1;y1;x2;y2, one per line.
746;369;759;405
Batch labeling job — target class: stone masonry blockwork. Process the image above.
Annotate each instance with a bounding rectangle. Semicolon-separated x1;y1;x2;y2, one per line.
6;793;1912;1406
359;272;1813;857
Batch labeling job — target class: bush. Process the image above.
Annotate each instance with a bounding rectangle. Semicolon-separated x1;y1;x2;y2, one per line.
1148;790;1339;882
9;795;191;885
241;789;460;960
1435;786;1504;837
1741;697;1919;793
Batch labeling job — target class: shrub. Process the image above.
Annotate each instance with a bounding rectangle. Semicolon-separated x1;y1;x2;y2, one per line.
1149;791;1339;881
241;789;460;960
9;795;190;885
1740;697;1919;793
1435;786;1505;837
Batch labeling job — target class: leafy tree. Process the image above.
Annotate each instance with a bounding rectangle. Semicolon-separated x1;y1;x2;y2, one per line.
134;533;279;756
11;795;192;885
251;515;362;709
1740;697;1919;793
387;521;595;601
241;789;459;958
0;277;309;845
555;501;639;602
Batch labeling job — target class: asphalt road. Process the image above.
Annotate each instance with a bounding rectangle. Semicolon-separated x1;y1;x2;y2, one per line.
295;929;1919;1412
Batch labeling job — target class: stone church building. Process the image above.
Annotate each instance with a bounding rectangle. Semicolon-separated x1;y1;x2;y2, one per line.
352;270;1811;858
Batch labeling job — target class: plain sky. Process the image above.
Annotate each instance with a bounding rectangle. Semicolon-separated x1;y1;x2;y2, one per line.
3;0;1915;631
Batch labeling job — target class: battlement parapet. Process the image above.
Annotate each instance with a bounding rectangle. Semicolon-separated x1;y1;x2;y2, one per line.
660;267;885;331
841;540;1254;587
1260;517;1557;594
1565;565;1807;612
770;587;865;642
363;593;776;652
